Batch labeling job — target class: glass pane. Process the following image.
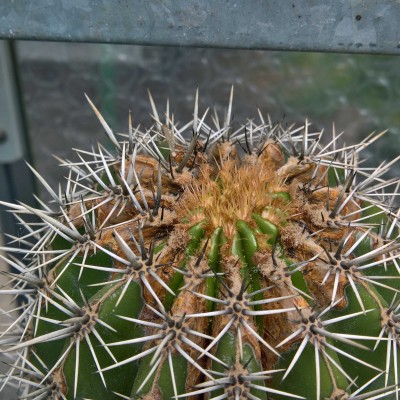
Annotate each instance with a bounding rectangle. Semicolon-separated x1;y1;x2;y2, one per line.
16;41;400;196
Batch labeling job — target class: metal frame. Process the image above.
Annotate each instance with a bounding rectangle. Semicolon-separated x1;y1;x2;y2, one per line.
0;41;35;239
0;41;25;163
1;1;400;55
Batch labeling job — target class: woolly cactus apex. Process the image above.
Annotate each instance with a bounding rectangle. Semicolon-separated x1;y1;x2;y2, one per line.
1;87;400;400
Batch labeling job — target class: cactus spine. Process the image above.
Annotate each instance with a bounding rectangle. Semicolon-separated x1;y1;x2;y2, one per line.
1;88;400;400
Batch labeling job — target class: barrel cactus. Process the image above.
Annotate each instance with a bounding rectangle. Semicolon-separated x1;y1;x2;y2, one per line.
1;88;400;400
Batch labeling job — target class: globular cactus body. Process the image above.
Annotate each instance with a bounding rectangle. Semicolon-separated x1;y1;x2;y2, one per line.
1;88;400;400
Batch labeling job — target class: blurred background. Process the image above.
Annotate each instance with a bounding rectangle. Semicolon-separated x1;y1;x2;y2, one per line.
14;41;400;194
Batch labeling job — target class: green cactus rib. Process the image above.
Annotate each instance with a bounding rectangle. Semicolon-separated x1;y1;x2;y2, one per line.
1;88;400;400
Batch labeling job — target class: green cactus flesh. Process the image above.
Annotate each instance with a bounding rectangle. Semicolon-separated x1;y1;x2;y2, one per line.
1;89;400;400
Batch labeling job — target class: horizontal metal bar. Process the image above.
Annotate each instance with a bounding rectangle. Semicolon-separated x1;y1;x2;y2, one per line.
1;1;400;54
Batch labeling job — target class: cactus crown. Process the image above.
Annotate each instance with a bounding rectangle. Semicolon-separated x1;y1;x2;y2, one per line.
1;88;400;400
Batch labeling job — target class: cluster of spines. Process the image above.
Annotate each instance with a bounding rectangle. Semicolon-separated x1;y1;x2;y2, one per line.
0;87;399;400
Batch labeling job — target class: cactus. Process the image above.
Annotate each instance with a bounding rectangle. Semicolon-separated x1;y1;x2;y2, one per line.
1;88;400;400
